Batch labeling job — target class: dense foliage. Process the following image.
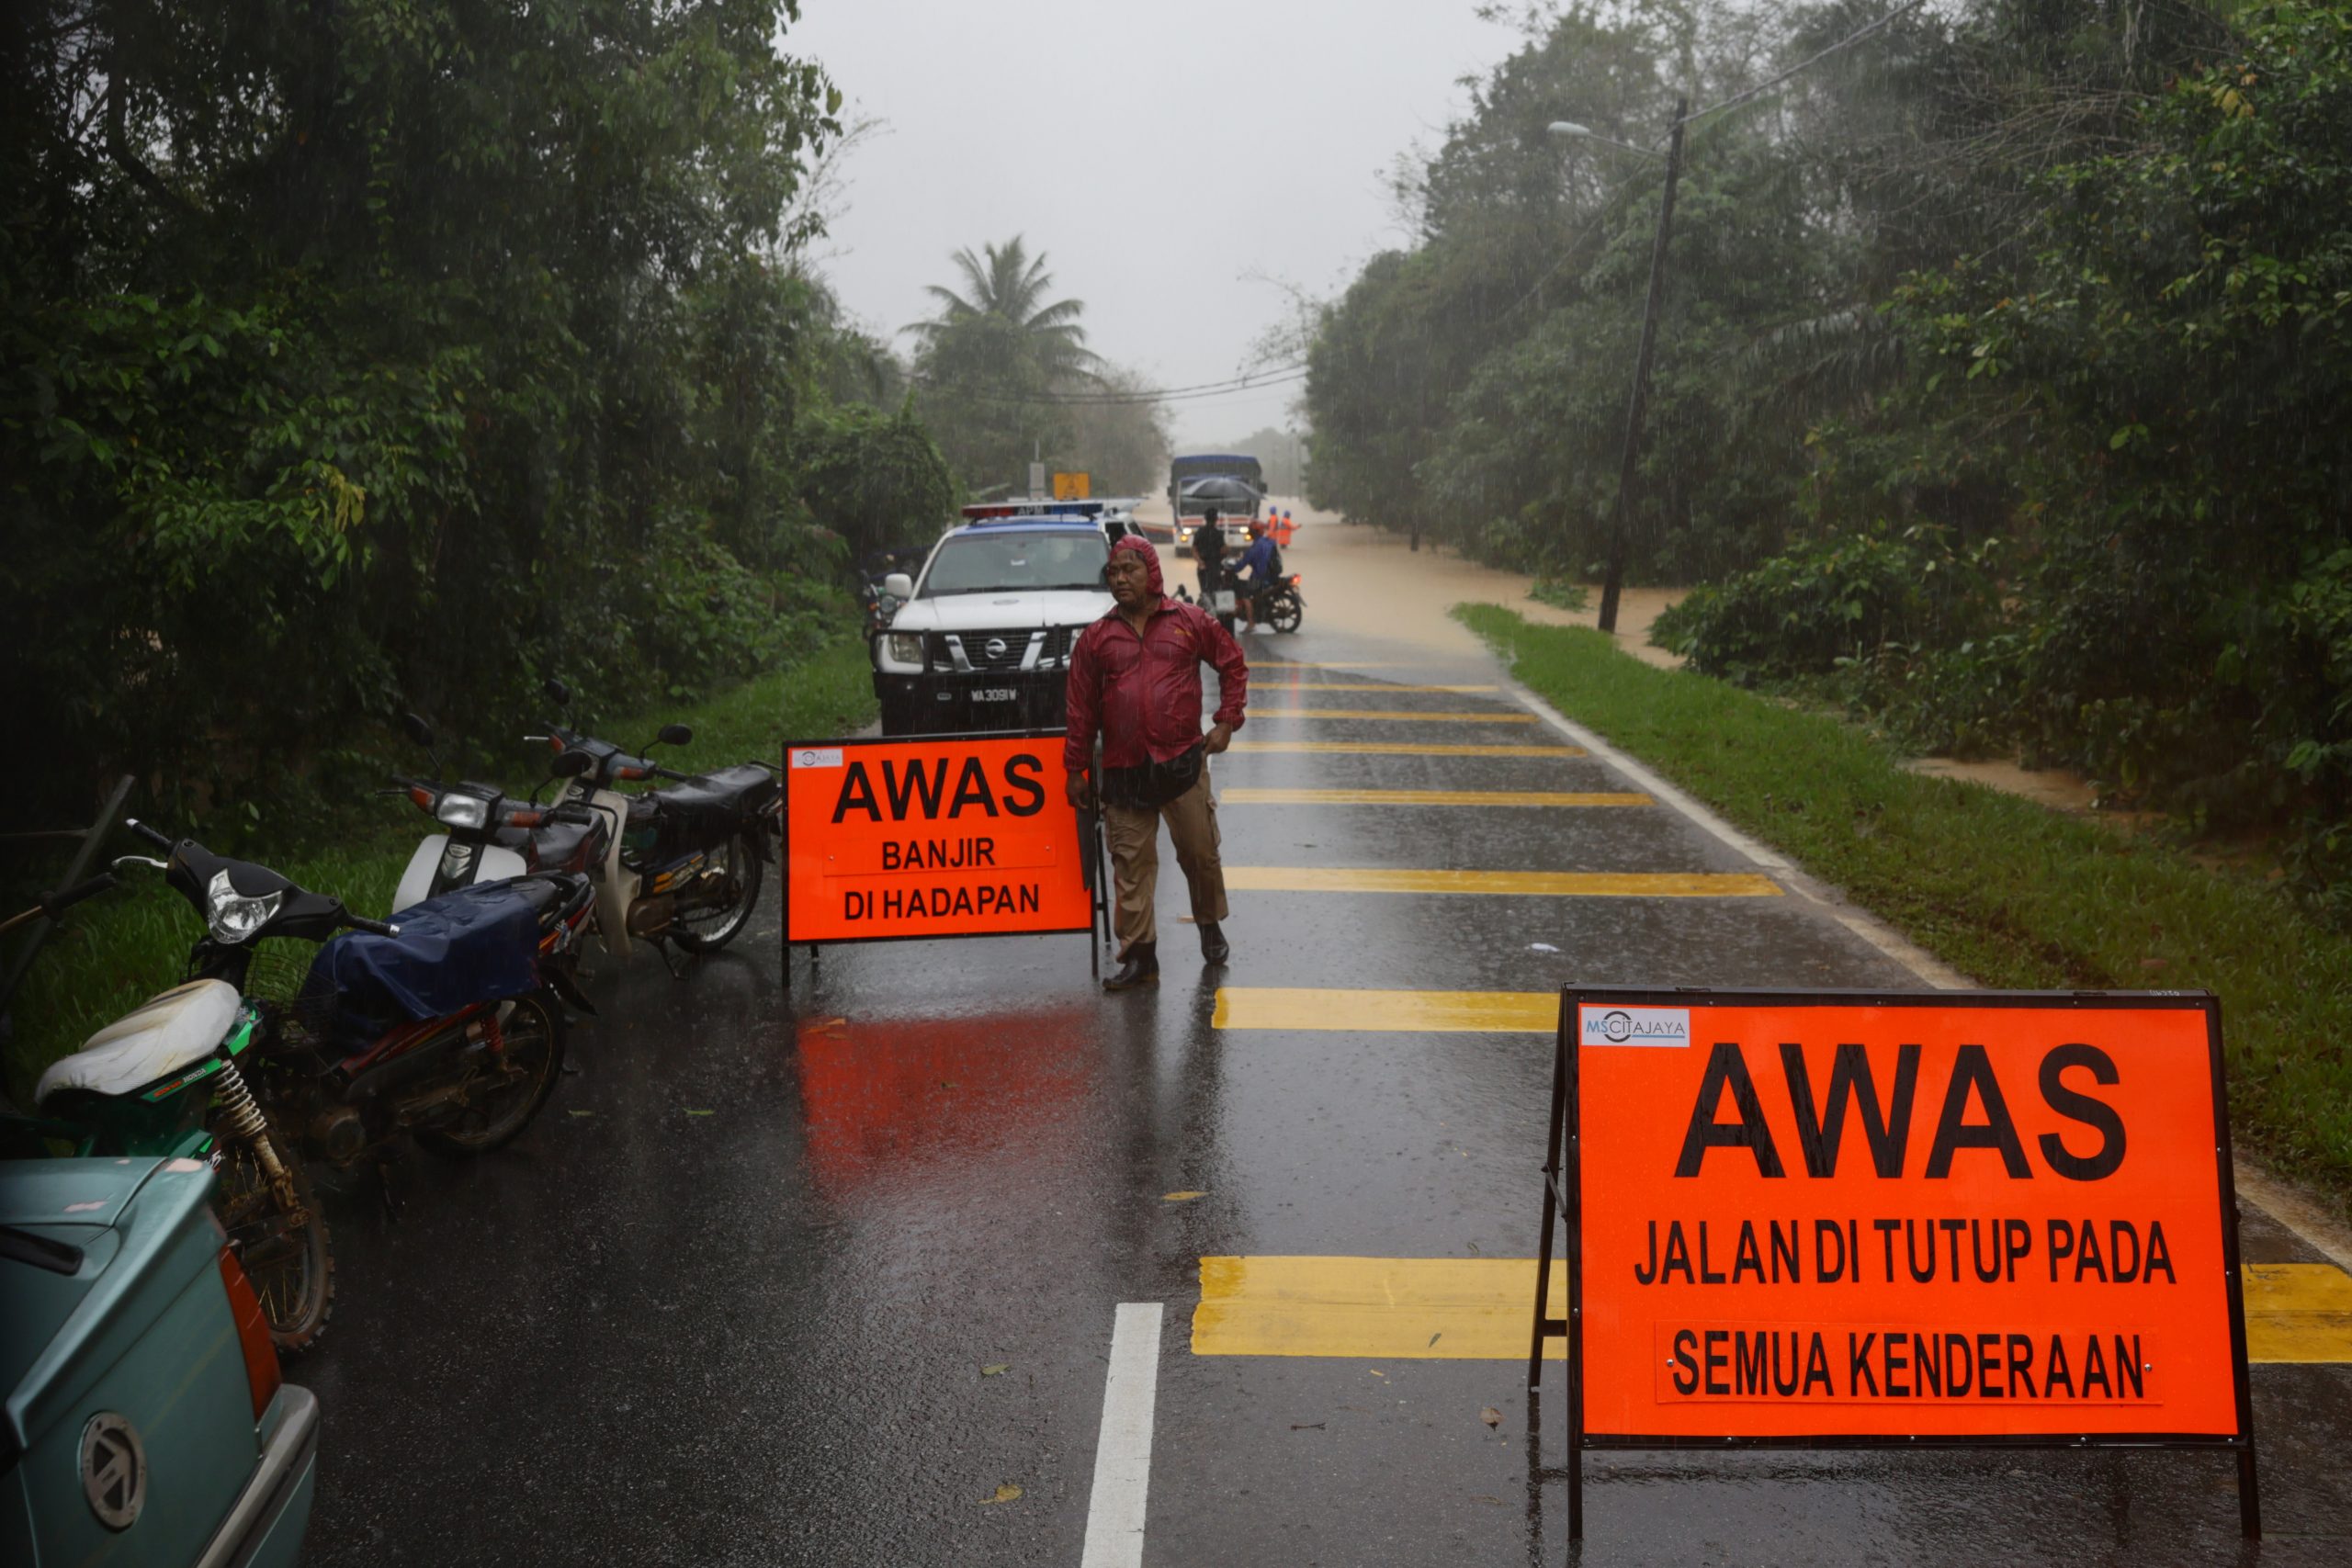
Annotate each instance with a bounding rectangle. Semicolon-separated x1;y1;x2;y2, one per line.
1;0;954;843
1305;1;2352;909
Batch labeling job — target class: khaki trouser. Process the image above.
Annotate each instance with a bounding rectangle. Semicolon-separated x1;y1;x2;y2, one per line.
1102;767;1227;955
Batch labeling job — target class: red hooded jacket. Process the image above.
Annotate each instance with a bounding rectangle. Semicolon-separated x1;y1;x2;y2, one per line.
1064;535;1249;773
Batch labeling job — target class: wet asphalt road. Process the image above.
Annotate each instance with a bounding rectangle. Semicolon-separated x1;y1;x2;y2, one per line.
293;610;2352;1566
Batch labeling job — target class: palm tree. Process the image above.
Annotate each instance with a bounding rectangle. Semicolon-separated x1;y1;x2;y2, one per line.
905;237;1104;489
904;236;1102;384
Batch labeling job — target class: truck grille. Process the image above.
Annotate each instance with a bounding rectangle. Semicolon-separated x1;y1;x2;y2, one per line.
928;628;1071;673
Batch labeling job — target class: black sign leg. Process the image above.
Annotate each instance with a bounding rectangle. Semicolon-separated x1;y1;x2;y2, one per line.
1566;1423;1583;1547
2237;1445;2261;1540
790;747;799;991
1530;1010;1572;1391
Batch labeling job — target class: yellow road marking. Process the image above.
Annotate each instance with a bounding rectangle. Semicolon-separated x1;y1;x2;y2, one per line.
1195;1257;1568;1360
2245;1261;2352;1362
1193;1257;2352;1364
1213;987;1555;1033
1222;867;1783;898
1227;741;1584;758
1250;708;1535;723
1223;787;1651;808
1255;683;1501;694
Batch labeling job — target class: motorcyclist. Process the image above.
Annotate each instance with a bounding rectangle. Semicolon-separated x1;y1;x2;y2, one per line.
1231;519;1283;634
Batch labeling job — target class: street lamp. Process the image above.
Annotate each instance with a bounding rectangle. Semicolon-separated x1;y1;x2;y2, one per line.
1548;101;1688;634
1544;121;1662;159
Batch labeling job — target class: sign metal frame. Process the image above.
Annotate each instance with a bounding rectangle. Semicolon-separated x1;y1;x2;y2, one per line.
1528;984;2259;1543
779;728;1109;987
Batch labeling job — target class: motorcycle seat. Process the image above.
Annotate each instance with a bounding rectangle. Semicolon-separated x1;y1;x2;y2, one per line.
650;764;777;835
304;881;551;1035
36;979;243;1106
526;818;608;874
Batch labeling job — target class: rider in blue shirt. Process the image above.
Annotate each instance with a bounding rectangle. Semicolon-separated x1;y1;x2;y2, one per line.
1231;520;1281;633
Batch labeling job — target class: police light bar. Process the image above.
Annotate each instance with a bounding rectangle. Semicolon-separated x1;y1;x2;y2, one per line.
959;500;1114;523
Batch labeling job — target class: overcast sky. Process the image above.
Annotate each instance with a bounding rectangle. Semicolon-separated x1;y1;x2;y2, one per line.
786;1;1512;446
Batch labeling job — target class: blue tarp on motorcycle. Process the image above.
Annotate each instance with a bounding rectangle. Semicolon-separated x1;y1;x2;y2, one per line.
301;882;540;1041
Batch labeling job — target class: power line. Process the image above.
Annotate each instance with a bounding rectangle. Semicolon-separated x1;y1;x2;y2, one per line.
920;369;1310;409
1493;0;1936;326
1679;0;1934;130
909;362;1306;406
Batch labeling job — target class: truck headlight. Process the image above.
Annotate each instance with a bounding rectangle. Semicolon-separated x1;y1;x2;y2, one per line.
206;870;284;945
435;795;491;831
887;633;924;666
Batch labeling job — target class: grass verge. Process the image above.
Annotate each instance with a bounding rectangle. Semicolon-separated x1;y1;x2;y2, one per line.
2;634;877;1104
1458;604;2352;1208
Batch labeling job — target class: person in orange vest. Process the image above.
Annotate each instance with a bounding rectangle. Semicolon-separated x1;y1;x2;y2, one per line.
1272;508;1295;548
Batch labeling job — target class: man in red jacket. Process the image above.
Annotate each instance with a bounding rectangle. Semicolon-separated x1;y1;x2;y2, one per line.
1065;534;1250;990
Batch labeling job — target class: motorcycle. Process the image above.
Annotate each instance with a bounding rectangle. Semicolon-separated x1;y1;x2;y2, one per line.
533;679;780;964
386;713;609;915
10;828;401;1355
27;820;594;1352
1261;572;1306;634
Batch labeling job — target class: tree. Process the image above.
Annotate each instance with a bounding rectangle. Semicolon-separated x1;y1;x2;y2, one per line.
0;0;867;834
906;235;1103;491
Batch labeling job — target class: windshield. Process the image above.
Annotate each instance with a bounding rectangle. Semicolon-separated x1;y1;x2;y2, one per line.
920;532;1108;597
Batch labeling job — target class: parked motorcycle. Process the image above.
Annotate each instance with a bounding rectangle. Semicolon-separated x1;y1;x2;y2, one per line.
386;713;608;914
26;820;594;1353
534;679;780;963
11;827;400;1354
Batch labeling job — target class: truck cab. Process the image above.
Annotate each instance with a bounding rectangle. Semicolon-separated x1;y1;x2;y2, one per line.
870;506;1118;736
1164;454;1266;557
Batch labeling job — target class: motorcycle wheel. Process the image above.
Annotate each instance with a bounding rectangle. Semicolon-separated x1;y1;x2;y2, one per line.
415;992;566;1156
212;1121;334;1357
672;832;763;953
1270;590;1304;634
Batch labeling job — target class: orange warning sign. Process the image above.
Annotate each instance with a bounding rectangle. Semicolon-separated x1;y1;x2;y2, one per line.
1544;989;2253;1447
783;734;1094;944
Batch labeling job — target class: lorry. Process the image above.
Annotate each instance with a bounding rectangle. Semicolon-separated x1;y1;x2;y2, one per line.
1159;453;1265;558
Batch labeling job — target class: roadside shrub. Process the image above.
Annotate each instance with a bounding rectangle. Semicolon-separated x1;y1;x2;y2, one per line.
1650;525;2003;684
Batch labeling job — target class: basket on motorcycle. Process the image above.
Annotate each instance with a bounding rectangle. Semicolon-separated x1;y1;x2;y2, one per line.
294;879;559;1048
653;763;779;837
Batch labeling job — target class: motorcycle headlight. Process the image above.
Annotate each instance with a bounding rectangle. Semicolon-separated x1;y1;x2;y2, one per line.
436;795;491;831
206;870;284;945
887;633;924;666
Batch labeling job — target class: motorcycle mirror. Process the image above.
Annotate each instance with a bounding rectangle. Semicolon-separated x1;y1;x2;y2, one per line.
401;712;435;749
656;723;694;748
543;676;571;705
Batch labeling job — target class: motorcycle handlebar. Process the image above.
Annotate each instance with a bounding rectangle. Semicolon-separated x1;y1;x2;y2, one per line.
651;765;693;782
124;818;173;852
40;874;119;919
343;910;400;938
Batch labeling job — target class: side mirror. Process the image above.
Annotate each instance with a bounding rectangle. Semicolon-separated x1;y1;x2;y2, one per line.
543;676;571;705
401;712;435;749
657;723;694;748
883;572;914;601
551;749;594;779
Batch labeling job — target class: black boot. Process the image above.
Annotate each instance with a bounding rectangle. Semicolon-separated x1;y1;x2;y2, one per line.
1103;942;1159;991
1198;921;1230;964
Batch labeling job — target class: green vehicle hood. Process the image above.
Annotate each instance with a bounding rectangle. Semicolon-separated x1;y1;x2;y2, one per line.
0;1156;213;1453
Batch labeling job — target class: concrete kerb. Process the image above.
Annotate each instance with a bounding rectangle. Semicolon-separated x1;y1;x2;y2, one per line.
1500;671;2352;1274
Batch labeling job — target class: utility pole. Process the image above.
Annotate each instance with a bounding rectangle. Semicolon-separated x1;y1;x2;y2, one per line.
1596;96;1687;635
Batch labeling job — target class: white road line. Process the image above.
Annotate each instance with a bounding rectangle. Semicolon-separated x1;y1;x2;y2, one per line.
1502;677;1972;989
1080;1302;1163;1568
